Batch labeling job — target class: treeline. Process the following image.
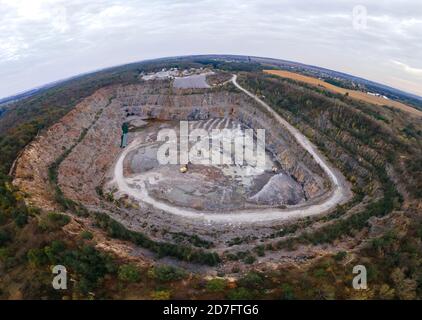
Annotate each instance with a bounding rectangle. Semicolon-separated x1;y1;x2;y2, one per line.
94;212;220;266
239;73;404;245
299;166;399;245
192;58;266;72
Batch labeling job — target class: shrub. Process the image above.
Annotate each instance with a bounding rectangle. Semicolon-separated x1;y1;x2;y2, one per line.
39;212;71;231
281;283;295;300
148;265;187;282
80;230;93;240
151;290;171;300
47;212;71;226
243;255;256;265
118;264;141;283
227;287;254;300
254;245;265;257
334;251;347;261
0;229;11;246
313;268;328;278
171;232;213;249
44;240;66;264
27;248;48;267
205;278;227;293
0;248;9;261
238;272;265;290
13;211;28;227
417;225;422;241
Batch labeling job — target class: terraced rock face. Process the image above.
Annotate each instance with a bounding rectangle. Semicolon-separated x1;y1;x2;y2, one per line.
12;71;351;266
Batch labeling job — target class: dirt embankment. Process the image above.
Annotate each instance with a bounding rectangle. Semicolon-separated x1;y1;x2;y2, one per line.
13;87;115;210
58;98;124;205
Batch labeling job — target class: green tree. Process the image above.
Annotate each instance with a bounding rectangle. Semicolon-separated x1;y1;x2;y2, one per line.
206;278;227;293
148;265;187;282
118;264;141;283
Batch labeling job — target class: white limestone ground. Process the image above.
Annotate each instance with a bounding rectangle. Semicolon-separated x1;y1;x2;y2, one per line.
173;73;213;89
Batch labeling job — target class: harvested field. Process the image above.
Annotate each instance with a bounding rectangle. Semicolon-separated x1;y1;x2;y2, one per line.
264;69;422;117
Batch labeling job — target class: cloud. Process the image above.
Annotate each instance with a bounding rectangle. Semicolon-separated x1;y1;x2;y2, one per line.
0;35;29;61
0;0;421;97
392;60;422;76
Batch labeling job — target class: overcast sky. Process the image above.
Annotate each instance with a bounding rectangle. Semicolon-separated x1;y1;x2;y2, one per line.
1;0;421;98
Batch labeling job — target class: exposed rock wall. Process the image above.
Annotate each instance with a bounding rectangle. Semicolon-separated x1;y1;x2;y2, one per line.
13;87;114;210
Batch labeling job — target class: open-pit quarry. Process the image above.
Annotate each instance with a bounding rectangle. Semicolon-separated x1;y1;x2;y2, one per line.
12;69;352;271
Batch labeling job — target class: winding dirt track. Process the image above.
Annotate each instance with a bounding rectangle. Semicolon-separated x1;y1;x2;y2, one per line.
112;75;351;224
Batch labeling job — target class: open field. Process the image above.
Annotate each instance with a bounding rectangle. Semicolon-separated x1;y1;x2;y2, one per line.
264;69;422;117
